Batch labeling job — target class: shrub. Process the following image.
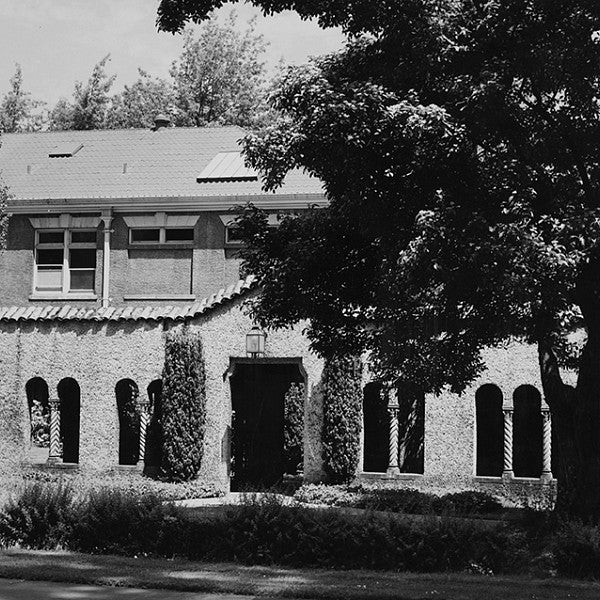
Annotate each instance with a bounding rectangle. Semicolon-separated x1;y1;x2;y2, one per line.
19;470;220;501
70;487;183;556
0;481;74;549
182;495;527;572
552;520;600;579
322;355;362;483
283;382;305;475
435;491;503;515
160;327;207;482
295;484;502;516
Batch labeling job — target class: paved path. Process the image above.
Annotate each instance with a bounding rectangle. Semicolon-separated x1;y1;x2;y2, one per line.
0;578;282;600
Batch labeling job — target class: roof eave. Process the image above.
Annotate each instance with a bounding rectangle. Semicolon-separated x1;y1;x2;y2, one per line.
6;193;328;214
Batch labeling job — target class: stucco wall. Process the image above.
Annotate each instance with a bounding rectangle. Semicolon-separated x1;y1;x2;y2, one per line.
0;294;324;490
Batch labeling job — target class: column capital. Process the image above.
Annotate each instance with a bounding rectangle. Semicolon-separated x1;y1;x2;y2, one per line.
49;398;60;410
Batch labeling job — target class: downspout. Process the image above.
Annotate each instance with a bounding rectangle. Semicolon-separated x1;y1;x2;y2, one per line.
101;210;113;309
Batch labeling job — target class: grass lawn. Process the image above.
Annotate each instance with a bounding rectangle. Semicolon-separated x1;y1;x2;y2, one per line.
0;549;599;600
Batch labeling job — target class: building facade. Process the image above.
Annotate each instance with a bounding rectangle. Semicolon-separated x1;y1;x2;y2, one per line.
0;122;559;503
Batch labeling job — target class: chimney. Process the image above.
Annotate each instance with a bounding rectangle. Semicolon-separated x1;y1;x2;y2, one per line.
153;114;171;130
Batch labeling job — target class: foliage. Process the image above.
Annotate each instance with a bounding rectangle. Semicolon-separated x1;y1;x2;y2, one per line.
106;70;174;129
0;177;10;251
158;0;600;519
322;355;362;483
160;327;207;482
18;469;220;501
70;488;182;556
0;64;45;133
294;484;503;516
170;16;269;128
49;55;116;130
283;382;305;475
183;495;525;572
551;520;600;579
0;482;74;549
30;399;49;448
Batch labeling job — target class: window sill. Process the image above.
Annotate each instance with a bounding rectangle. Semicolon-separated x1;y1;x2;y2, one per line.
127;243;194;250
24;461;79;471
123;294;196;302
359;471;423;480
29;293;98;301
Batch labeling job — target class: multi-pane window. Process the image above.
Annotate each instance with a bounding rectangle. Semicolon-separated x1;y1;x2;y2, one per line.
129;227;194;244
34;230;97;294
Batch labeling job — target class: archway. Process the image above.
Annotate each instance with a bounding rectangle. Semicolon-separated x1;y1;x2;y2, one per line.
475;384;503;476
362;382;389;473
513;385;543;477
144;379;163;472
116;379;140;465
57;377;80;464
25;377;49;462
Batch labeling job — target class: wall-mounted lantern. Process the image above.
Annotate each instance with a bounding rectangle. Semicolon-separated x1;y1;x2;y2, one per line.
246;326;266;358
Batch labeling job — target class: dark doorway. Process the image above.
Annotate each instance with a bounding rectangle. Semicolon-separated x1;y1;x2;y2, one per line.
230;361;304;490
57;377;80;464
363;383;389;473
475;384;504;476
116;379;140;466
513;385;543;477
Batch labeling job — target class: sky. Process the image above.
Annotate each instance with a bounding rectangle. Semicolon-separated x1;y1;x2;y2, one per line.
0;0;344;107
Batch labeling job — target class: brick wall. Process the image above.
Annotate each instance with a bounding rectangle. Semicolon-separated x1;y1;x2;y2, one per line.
0;212;243;307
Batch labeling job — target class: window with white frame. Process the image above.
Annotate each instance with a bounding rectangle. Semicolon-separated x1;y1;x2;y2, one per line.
129;227;194;245
34;229;97;294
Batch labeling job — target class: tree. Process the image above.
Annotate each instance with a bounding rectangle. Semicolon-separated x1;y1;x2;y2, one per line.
160;327;207;482
105;70;174;129
158;1;600;521
0;177;10;250
49;55;116;130
0;64;45;133
169;14;269;127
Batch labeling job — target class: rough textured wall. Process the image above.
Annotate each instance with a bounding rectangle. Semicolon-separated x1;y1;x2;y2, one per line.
0;319;165;477
0;293;324;491
358;338;568;504
182;296;325;487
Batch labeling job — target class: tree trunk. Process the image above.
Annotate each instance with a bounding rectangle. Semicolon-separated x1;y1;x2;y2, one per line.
570;332;600;520
542;256;600;521
538;340;577;515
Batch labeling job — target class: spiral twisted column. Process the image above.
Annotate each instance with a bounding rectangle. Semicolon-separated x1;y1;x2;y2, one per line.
137;398;150;468
386;389;400;477
502;408;514;480
540;409;553;483
47;398;62;463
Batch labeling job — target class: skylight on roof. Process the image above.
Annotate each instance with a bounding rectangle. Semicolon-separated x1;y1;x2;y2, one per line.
197;152;257;182
48;143;83;158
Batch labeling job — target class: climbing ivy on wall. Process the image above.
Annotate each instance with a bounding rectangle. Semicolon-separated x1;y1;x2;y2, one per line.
284;382;305;475
322;355;362;483
160;327;207;482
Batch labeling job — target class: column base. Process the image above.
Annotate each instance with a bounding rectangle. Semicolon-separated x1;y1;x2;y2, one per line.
46;456;62;464
386;466;401;477
540;472;553;483
502;470;514;482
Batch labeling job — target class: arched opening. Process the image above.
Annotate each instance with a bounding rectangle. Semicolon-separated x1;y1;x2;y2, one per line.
397;382;425;474
144;379;163;472
362;382;389;473
475;384;503;476
116;379;140;466
513;385;543;477
57;377;80;464
25;377;49;463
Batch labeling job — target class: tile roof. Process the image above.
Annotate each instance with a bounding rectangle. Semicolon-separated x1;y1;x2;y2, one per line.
0;275;258;323
0;126;323;202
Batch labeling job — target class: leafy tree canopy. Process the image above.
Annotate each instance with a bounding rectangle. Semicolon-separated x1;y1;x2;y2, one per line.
157;0;600;519
0;64;45;133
